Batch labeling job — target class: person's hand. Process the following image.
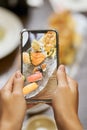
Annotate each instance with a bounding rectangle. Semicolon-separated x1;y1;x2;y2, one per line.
52;65;83;130
0;71;27;130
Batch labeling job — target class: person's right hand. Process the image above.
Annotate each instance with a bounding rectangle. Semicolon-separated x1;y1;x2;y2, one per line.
52;65;83;130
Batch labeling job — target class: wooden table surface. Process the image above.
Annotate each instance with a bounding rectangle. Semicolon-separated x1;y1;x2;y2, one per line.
0;0;87;129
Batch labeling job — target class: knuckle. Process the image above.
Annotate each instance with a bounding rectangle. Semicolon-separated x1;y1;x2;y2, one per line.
0;90;10;101
74;80;78;87
13;91;22;97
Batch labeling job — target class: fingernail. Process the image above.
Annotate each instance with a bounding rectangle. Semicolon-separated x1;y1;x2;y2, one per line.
58;65;65;72
16;71;22;78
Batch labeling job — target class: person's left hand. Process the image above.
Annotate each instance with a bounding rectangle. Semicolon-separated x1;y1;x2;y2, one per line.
0;71;27;130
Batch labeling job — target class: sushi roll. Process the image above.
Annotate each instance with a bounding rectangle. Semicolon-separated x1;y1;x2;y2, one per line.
27;71;43;83
23;82;38;95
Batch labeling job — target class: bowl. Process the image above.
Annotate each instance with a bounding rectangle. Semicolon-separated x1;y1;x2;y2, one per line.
26;115;57;130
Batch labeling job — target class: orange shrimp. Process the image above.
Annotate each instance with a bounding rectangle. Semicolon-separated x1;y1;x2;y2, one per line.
31;52;46;66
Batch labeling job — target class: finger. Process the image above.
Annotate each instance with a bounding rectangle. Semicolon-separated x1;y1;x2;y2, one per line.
57;65;68;87
13;71;24;94
67;75;78;92
2;73;15;92
67;75;79;113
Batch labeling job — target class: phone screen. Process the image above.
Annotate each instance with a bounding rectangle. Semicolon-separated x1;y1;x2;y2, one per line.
21;30;58;100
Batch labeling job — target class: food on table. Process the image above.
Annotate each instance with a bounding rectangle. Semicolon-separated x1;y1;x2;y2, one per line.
59;40;76;65
27;71;43;83
23;52;30;64
49;10;81;65
31;39;41;51
23;82;38;95
31;52;46;66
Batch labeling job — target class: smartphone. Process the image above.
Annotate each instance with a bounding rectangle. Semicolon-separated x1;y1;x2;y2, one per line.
21;29;59;103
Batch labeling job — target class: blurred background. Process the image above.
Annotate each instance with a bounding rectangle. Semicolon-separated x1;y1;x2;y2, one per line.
0;0;87;129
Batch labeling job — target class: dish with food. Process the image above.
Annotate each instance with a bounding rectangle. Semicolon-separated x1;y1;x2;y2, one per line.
49;11;81;65
25;115;57;130
48;10;87;77
0;7;23;59
21;30;58;98
22;114;57;130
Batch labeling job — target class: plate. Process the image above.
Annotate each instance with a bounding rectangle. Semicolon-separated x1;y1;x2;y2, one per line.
0;7;23;59
22;115;57;130
49;12;87;77
22;104;50;130
49;0;87;12
26;103;50;114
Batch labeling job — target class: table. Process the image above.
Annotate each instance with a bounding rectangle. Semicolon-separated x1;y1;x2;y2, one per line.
0;0;87;129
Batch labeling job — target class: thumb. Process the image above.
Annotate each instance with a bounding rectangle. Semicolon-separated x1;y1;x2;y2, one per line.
57;65;68;87
13;71;24;94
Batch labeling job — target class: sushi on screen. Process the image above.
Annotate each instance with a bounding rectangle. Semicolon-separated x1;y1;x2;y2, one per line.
22;31;56;96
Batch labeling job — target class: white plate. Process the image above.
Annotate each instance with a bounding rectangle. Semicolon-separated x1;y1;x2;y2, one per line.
49;0;87;12
26;103;50;114
0;7;23;59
